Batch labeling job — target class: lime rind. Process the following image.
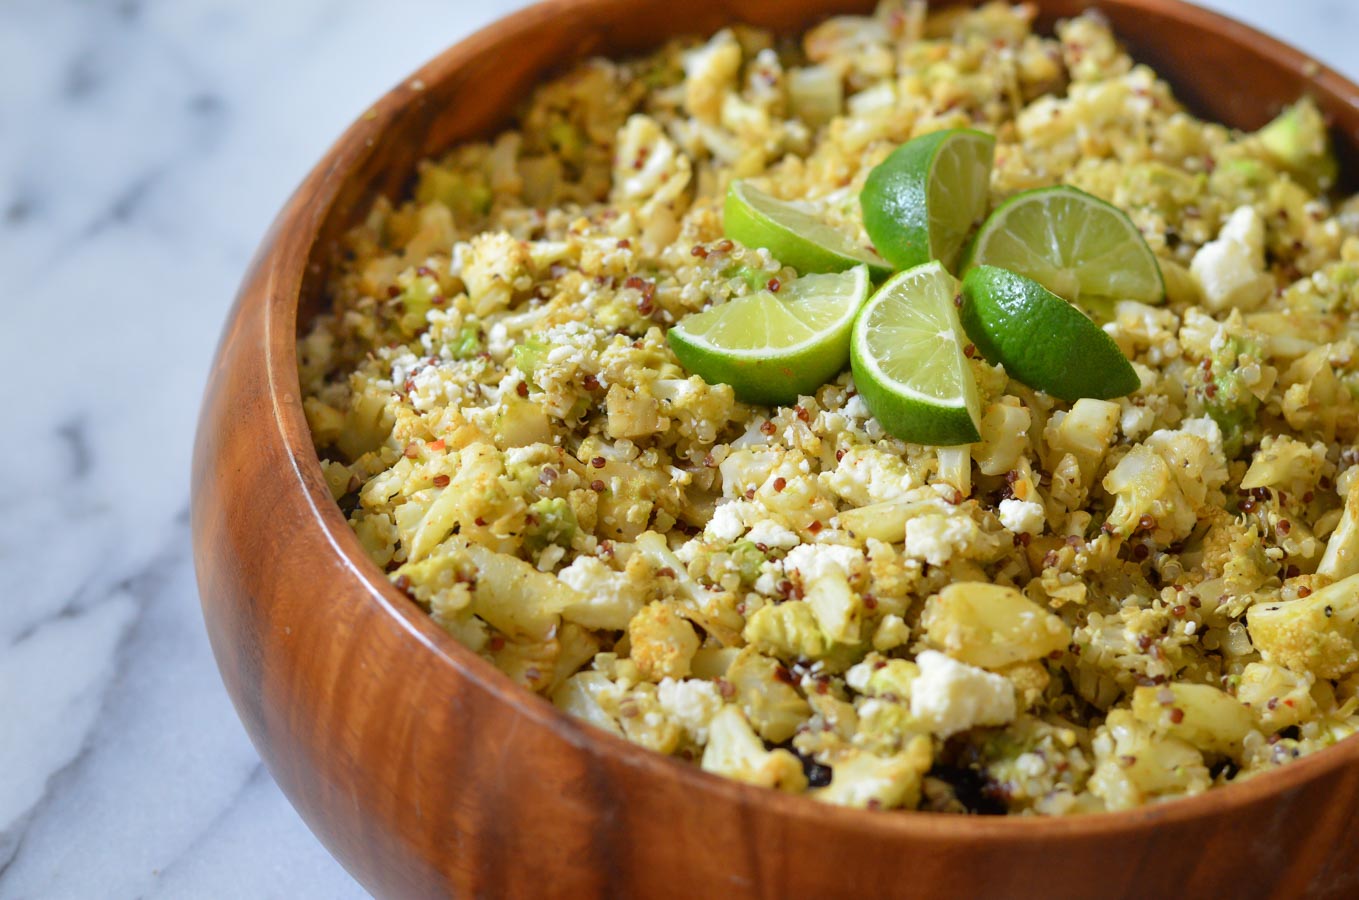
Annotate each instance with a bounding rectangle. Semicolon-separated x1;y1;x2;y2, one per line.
850;261;982;446
724;181;891;277
962;184;1166;305
960;264;1140;402
861;128;996;273
668;266;871;405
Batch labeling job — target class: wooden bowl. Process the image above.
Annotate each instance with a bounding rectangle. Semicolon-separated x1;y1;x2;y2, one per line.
192;1;1359;896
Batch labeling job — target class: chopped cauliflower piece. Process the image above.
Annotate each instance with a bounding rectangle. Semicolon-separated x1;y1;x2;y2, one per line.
725;648;811;742
1103;418;1227;543
1247;572;1359;679
682;29;742;123
812;741;933;810
1130;683;1257;757
922;583;1070;670
552;672;623;736
743;600;829;660
997;498;1045;536
1236;662;1316;733
628;601;701;681
1319;477;1359;581
701;706;808;792
1088;710;1210;810
610;114;692;210
973;401;1031;477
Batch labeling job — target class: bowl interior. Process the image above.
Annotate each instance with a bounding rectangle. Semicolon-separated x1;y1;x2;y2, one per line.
280;0;1359;831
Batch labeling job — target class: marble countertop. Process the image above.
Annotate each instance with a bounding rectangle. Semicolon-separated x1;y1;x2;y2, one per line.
1;1;1353;896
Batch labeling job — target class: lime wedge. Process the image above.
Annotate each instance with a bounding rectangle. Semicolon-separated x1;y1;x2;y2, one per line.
960;265;1140;402
668;266;871;405
860;128;996;272
849;261;981;446
724;180;891;277
963;184;1165;305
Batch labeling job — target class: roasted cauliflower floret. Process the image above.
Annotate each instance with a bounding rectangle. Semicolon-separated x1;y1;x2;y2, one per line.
701;706;808;792
1236;662;1317;733
628;601;701;681
1130;682;1257;758
812;741;933;810
459;232;533;317
1102;418;1228;543
724;648;811;743
1088;710;1211;811
922;582;1071;670
1247;572;1359;680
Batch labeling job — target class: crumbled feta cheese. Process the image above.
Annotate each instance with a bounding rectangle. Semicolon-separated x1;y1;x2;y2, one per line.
1120;402;1155;440
557;556;641;631
822;446;915;505
872;614;910;652
843;395;871;419
1190;206;1273;311
1220;205;1266;256
706;500;753;542
486;322;513;359
998;498;1046;535
1015;752;1048;778
845;660;874;693
745;519;800;550
782;542;861;583
910;650;1016;738
1176;415;1225;457
503;446;539;467
753;567;780;596
673;536;700;565
656;678;724;743
387;349;423;388
903;514;979;566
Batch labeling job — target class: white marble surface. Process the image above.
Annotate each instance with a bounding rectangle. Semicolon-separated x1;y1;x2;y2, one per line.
0;1;1353;897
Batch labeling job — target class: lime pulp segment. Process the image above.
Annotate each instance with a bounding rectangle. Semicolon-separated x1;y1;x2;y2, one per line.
667;266;871;405
963;184;1165;305
724;180;891;277
861;128;996;272
850;261;982;446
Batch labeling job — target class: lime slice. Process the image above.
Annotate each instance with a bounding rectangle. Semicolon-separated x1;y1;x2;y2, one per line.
960;265;1140;402
849;261;981;446
963;184;1165;305
668;266;871;405
860;128;996;272
724;180;891;277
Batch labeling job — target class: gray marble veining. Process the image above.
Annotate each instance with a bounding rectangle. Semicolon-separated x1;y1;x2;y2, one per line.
0;1;1353;896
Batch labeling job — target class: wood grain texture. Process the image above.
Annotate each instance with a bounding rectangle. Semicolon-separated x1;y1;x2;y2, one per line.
192;1;1359;897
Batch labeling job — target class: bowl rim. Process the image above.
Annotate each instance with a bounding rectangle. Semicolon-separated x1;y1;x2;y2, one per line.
265;0;1359;839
